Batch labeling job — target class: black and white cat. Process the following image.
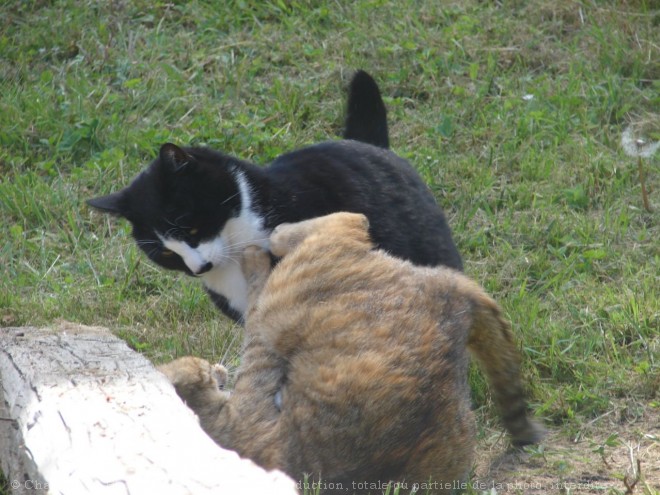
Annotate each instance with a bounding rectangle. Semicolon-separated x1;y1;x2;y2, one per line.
88;71;462;321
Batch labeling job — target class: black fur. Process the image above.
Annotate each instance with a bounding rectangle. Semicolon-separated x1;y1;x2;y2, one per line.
261;141;462;269
88;71;462;321
88;145;244;277
344;70;390;148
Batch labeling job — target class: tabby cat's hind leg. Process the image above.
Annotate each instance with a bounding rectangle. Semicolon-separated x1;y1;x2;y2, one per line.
466;290;545;446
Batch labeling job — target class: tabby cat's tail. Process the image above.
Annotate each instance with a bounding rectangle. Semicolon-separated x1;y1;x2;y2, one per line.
467;292;545;446
344;70;390;149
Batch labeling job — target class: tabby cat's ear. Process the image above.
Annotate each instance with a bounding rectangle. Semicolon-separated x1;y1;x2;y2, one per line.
160;143;193;173
86;191;127;216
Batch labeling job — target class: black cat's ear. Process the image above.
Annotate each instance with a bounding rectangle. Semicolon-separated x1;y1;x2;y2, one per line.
86;191;127;216
160;143;193;173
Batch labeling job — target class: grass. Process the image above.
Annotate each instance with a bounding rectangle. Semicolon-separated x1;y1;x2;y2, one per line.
1;0;658;492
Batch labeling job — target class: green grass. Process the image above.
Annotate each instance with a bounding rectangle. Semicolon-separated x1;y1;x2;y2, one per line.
1;0;659;490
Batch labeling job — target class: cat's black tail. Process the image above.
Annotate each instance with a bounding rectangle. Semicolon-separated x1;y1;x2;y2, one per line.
344;70;390;149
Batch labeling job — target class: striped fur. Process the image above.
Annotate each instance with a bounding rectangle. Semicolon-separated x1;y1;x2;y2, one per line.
160;213;543;493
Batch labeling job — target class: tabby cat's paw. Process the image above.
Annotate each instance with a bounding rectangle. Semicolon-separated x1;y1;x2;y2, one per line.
269;223;293;257
211;363;228;389
159;357;229;417
158;356;217;390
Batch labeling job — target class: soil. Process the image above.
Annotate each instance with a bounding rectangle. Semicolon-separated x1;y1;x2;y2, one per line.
473;406;659;494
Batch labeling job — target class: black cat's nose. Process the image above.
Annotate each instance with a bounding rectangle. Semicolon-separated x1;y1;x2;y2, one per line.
196;262;213;275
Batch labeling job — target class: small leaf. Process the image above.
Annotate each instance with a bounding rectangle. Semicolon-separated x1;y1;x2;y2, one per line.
604;433;621;447
9;224;23;239
582;248;606;260
436;115;453;138
123;77;142;89
469;62;479;80
40;70;53;84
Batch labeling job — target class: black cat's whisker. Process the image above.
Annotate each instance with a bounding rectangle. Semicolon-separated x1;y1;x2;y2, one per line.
222;246;267;261
163;216;190;230
137;239;161;247
172;214;193;230
221;231;271;246
136;242;164;257
225;239;271;250
138;245;159;259
220;254;242;269
219;191;240;206
163;226;180;238
220;230;250;243
163;220;183;234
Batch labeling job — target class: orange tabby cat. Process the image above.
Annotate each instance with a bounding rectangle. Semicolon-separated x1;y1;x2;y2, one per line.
159;212;543;493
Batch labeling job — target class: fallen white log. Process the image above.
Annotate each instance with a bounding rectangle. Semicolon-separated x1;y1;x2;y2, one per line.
0;323;297;495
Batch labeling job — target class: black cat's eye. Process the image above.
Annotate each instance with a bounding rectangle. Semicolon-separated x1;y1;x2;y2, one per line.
189;228;199;236
162;249;175;257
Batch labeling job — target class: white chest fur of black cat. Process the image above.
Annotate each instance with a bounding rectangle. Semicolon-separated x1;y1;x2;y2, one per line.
160;171;269;316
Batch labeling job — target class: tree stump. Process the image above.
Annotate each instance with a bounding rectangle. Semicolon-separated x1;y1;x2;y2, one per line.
0;323;297;494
